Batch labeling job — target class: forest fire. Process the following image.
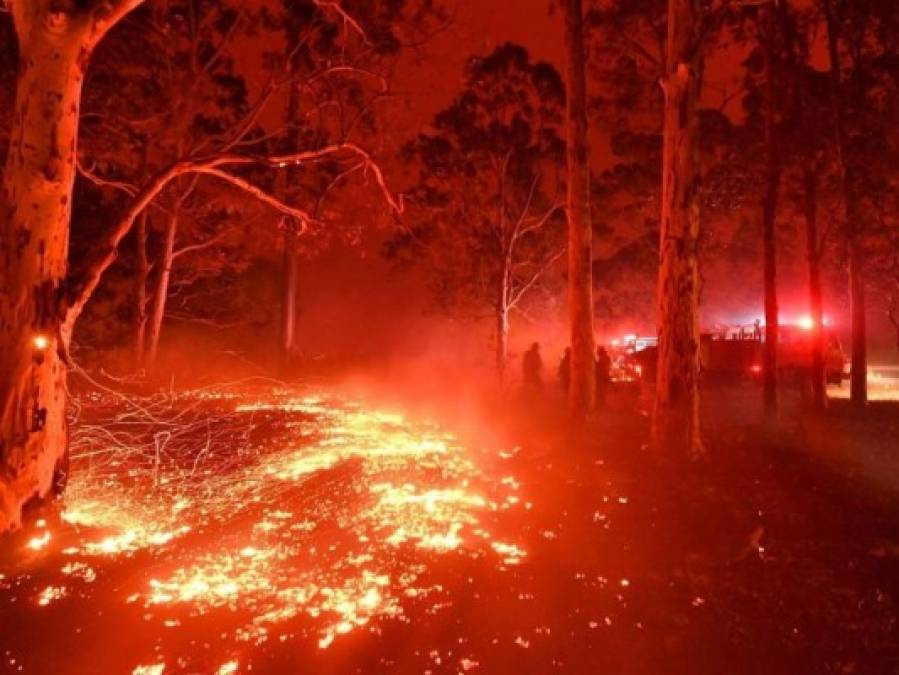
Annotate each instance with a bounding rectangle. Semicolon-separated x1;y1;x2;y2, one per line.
1;388;525;670
1;0;898;672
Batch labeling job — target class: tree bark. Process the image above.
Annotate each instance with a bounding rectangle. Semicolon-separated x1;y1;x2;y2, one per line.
144;175;196;370
133;211;149;367
761;5;781;416
495;303;510;379
564;0;596;417
889;296;899;352
147;213;178;368
652;0;704;458
848;243;866;403
803;167;827;410
0;0;143;531
823;0;866;406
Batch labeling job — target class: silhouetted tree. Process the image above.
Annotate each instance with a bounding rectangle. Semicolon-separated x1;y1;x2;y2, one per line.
388;44;566;377
564;0;596;415
653;0;706;457
826;0;899;403
588;0;664;334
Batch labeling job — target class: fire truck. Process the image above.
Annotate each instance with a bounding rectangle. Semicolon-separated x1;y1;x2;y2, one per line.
608;335;656;384
610;320;849;385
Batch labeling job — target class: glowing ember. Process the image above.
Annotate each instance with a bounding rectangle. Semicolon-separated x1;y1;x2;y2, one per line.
132;665;165;675
61;561;97;583
36;585;67;606
26;531;51;551
490;541;527;565
9;388;525;657
215;661;239;675
60;501;192;556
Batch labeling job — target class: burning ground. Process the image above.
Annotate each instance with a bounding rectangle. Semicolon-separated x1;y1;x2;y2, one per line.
0;386;528;673
1;382;898;674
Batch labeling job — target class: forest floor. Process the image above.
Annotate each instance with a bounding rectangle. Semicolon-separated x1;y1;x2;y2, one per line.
0;377;897;674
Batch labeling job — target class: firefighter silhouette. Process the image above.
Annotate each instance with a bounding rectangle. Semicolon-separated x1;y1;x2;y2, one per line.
522;342;544;391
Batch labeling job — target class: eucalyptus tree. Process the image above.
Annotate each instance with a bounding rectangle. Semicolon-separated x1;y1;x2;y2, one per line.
387;44;566;378
0;0;405;531
821;0;899;405
564;0;596;415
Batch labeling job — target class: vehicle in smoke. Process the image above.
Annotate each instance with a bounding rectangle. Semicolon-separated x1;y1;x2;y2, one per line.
608;335;656;385
608;320;849;386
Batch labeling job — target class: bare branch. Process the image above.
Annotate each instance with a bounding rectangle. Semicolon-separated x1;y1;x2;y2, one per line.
172;231;229;261
269;143;404;215
196;6;245;81
509;247;565;309
64;143;401;329
519;202;565;241
309;65;389;92
77;159;138;196
213;78;280;152
313;161;365;216
313;0;371;45
194;166;320;227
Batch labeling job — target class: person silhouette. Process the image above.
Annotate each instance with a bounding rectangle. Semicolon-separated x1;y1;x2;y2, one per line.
558;347;571;394
595;346;612;406
522;342;544;392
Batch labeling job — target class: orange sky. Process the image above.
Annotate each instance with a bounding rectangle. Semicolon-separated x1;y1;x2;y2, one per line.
392;0;565;124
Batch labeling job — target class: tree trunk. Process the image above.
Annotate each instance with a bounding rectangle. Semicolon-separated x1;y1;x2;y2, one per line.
0;10;92;530
848;241;866;403
281;233;298;355
890;300;899;351
889;295;899;352
823;0;866;406
133;211;149;368
652;0;704;458
495;304;510;379
278;17;304;359
0;1;142;531
803;167;827;410
147;213;178;368
564;0;596;418
761;6;781;416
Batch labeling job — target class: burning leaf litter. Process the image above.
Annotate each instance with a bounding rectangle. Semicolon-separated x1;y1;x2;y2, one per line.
3;387;526;660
